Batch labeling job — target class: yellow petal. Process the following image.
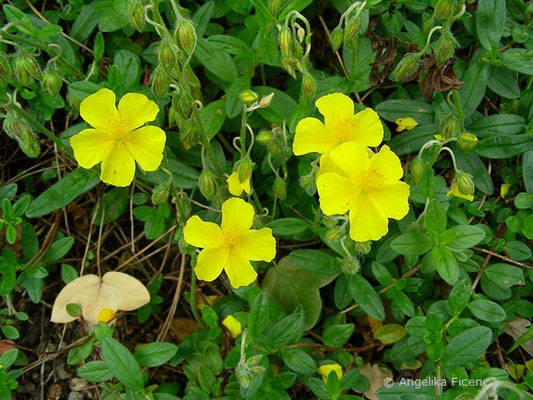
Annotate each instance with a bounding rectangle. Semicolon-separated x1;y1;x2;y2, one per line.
350;108;384;147
447;184;474;201
367;145;404;181
118;93;160;130
317;172;358;215
224;250;257;289
221;197;255;235
226;171;251;196
316;93;353;127
395;117;418;132
97;308;116;323
373;181;410;220
318;364;343;383
124;125;166;172
69;129;113;168
237;228;276;261
80;88;120;130
293;117;336;155
222;315;242;339
195;247;226;282
500;183;511;198
183;215;223;248
349;196;389;241
327;141;369;180
100;144;136;187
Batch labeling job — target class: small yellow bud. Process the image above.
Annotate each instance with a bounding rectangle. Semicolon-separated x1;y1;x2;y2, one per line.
151;184;170;205
198;170;216;200
259;92;275;108
394;53;421;81
176;19;197;55
457;133;478;151
151;66;170;98
256;130;273;145
237;157;253;182
129;2;145;32
158;42;177;72
222;315;242;339
330;26;343;52
239;90;259;105
434;0;454;19
395;117;418;132
273;177;287;200
410;157;424;183
301;73;316;100
500;183;511;198
318;364;343;383
343;17;360;42
279;26;292;57
97;308;116;323
42;69;63;97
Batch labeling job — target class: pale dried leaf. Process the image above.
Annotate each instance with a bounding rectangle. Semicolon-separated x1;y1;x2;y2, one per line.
357;363;393;400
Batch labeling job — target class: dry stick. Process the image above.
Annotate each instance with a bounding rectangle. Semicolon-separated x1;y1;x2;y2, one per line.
156;253;186;342
341;264;422;314
96;206;105;277
472;247;533;270
472;250;494;290
99;231;145;263
21;212;60;270
80;196;100;276
115;225;178;271
130;180;136;253
148;230;174;286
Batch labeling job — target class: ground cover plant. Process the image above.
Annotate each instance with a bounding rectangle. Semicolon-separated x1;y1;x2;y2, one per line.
0;0;532;399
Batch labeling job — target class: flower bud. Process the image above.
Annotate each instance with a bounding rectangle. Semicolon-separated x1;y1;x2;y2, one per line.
439;113;459;139
330;26;343;52
14;52;42;84
198;170;216;200
129;2;145;32
179;118;198;150
240;90;259;105
151;66;170;98
158;42;177;72
237;157;253;182
272;177;287;200
420;142;441;167
410;157;424;183
343;17;360;42
325;227;343;241
259;92;274;108
394;53;421;81
457;133;478;151
299;173;316;196
175;19;197;55
434;0;454;19
301;73;316;100
341;257;360;275
435;31;456;64
0;54;11;87
3;113;41;158
296;26;306;43
267;139;281;156
354;241;371;255
456;172;475;197
281;56;297;78
256;130;273;145
279;26;292;57
151;184;170;205
175;196;191;221
42;69;63;97
268;0;284;16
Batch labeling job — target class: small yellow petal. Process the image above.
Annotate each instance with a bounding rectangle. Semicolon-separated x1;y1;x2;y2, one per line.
316;93;353;127
367;145;404;182
224;250;257;289
97;308;116;323
124;125;166;172
69;129;113;169
184;215;223;248
237;228;276;261
293;117;336;155
80;88;120;130
316;172;358;215
350;108;384;147
501;183;511;198
195;247;227;282
222;315;242;339
349;197;389;242
118;93;160;130
395;117;418;132
100;144;136;187
447;184;474;201
221;198;255;235
226;171;251;196
317;364;343;383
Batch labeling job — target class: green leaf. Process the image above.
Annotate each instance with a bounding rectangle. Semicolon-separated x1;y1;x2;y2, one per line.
487;68;520;99
44;237;74;262
459;56;489;117
0;325;19;340
248;292;269;339
195;38;237;82
94;0;130;32
281;348;317;375
374;324;407;344
101;337;144;390
345;274;385;321
523;150;533;193
113;50;141;91
266;218;309;237
3;5;36;36
207;35;254;59
93;188;129;226
391;232;433;256
441;326;492;366
322;324;354;348
448;280;472;314
468;114;525;138
289;249;341;275
476;134;533;159
200;99;226;140
77;361;114;382
38;24;63;39
67;339;94;365
70;5;99;42
503;240;531;261
431;246;459;285
500;49;533;75
375;99;434;125
453;149;493;195
262;256;336;329
343;36;375;92
507;324;533;355
485;263;525;288
446;225;485;251
425;199;447;239
26;168;100;218
468;299;506;322
134;343;177;367
476;0;506;51
0;349;19;369
253;86;297;124
261;307;305;349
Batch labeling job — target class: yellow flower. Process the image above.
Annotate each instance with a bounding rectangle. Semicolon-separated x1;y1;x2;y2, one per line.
51;272;150;325
222;315;242;338
447;183;474;201
318;363;343;383
227;171;251;196
395;117;418;132
316;142;410;242
501;183;511;198
70;88;166;187
183;198;276;288
293;93;383;156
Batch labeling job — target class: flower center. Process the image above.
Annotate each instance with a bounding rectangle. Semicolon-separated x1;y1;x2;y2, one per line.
107;120;131;144
222;230;240;249
357;168;384;193
97;308;116;323
333;118;356;144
